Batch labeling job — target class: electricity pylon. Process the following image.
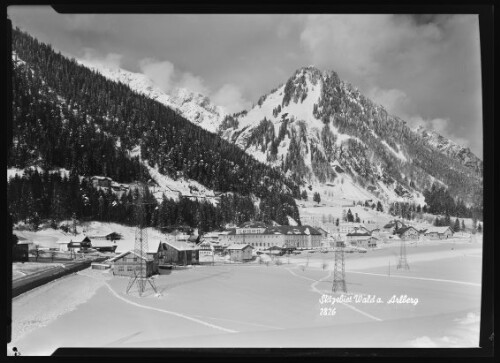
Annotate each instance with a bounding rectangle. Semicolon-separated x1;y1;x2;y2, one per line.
397;238;410;270
125;155;159;297
332;245;347;293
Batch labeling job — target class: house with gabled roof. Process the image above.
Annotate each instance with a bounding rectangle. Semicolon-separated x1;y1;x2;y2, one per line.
158;239;199;266
395;226;419;240
108;249;155;277
424;226;453;239
226;244;253;261
57;234;91;252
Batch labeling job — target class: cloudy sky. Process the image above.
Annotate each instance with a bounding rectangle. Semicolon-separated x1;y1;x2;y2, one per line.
8;7;483;157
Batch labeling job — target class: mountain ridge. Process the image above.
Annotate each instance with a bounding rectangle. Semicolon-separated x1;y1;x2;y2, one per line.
216;66;482;207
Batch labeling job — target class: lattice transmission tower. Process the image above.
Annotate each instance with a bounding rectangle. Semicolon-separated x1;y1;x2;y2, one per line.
397;238;410;270
332;245;347;293
125;156;159;297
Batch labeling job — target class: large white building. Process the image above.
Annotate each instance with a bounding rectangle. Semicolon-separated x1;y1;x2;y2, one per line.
219;222;322;249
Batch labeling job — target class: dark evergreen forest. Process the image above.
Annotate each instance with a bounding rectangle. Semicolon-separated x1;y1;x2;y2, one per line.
8;29;301;230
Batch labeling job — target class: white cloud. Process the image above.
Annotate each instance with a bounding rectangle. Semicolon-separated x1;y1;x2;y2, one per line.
137;58;250;114
138;58;208;96
212;83;251;114
138;58;175;93
455;312;480;325
178;72;209;95
81;48;123;69
300;14;443;80
367;87;410;115
408;336;439;348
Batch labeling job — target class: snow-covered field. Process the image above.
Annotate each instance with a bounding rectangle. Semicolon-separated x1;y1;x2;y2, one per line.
8;238;482;355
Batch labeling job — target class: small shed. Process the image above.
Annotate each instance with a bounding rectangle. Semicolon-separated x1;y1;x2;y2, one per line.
226;244;253;262
13;235;32;262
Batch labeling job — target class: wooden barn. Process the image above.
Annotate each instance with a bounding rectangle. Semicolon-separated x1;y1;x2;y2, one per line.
158;240;199;266
226;244;253;262
109;250;155;277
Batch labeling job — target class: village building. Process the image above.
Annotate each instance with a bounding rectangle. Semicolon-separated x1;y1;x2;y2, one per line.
424;226;453;239
346;232;378;248
57;234;91;252
112;239;162;274
226;244;253;261
111;181;129;192
86;232;121;241
196;240;215;263
109;250;155;277
13;235;32;262
218;224;322;249
383;220;406;233
158;240;199;266
90;240;117;253
202;231;222;243
337;223;370;234
395;226;420;240
348;236;378;249
315;227;329;238
90;176;112;189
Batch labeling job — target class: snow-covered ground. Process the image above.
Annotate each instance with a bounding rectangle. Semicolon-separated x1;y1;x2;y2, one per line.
8;238;482;354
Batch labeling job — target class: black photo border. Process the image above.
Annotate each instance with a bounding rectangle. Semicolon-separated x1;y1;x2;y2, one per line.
1;1;495;362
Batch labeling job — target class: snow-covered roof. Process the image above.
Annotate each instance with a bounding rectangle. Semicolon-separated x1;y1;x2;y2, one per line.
226;244;253;250
114;239;161;254
238;221;268;228
425;226;452;234
395;226;418;235
347;232;371;237
202;231;221;238
162;240;196;251
108;249;151;262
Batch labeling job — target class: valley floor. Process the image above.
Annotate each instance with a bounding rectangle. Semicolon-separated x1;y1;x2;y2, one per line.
8;238;482;355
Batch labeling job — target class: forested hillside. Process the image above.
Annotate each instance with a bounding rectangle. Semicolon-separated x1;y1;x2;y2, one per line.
8;29;301;230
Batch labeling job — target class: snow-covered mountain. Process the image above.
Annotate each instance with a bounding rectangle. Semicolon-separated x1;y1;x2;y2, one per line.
218;66;482;205
77;60;227;133
413;126;483;174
